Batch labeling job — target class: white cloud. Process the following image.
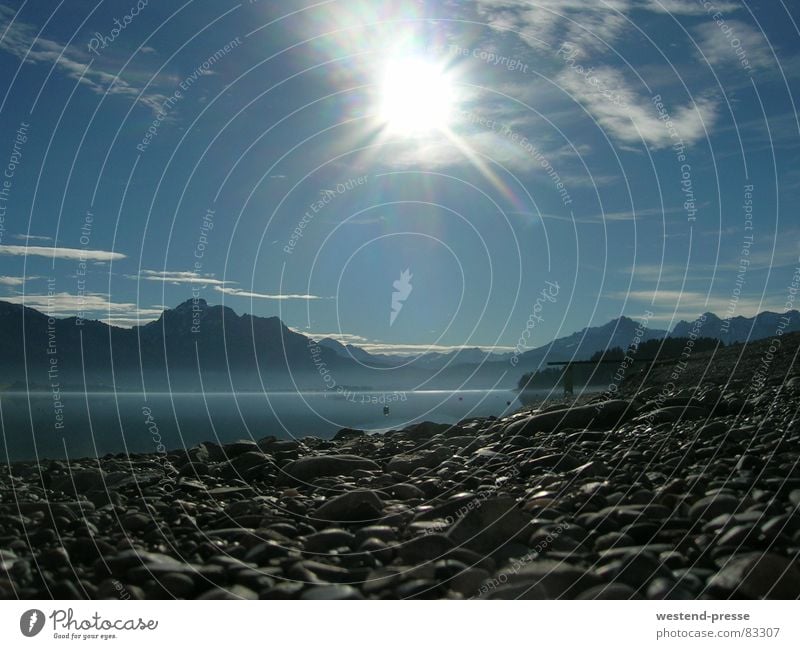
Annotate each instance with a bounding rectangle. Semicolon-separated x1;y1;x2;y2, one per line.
0;275;39;286
127;270;229;286
642;0;742;15
0;244;126;261
1;292;163;320
0;5;171;114
13;234;52;242
299;331;372;345
473;0;630;53
472;0;745;54
347;341;515;355
301;329;514;355
693;20;773;71
214;286;329;300
558;66;717;148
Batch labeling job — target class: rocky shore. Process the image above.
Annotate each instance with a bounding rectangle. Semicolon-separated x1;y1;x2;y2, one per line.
2;335;800;599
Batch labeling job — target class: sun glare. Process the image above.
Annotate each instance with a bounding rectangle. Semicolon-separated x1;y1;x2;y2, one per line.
379;58;454;135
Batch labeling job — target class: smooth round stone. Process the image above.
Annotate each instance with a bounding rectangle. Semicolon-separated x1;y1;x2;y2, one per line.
197;585;258;599
50;580;85;599
595;532;636;551
576;583;638;599
448;567;490;596
717;525;759;547
762;514;800;538
398;534;454;563
279;455;381;484
708;553;800;598
259;582;304;599
358;537;392;563
159;572;196;598
670;569;704;595
596;552;669;589
312;490;383;523
121;513;151;532
244;541;292;564
659;551;688;570
689;494;740;522
395;579;441;599
646;577;694;600
386;482;425;500
300;584;363;600
222;440;260;457
353;525;398;545
529;530;581;553
39;547;69;569
303;529;355;553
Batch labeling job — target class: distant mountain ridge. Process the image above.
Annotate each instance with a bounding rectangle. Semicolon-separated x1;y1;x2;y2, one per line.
671;310;799;344
0;298;797;390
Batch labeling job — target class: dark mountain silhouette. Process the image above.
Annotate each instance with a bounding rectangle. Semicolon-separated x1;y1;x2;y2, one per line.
0;299;796;391
671;310;800;344
0;298;346;391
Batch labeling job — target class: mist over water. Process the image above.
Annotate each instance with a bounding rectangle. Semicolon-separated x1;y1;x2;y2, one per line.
1;389;525;461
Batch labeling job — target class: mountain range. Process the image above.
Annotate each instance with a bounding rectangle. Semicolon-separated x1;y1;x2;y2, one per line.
0;298;797;391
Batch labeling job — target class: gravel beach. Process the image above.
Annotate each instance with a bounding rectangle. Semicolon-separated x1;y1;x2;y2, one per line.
2;333;800;600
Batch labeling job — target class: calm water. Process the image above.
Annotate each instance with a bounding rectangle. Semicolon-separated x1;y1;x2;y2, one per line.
0;389;532;461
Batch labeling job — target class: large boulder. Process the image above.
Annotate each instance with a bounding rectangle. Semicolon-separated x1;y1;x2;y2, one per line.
505;400;636;436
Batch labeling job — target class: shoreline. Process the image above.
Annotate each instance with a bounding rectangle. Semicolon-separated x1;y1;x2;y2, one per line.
2;336;799;599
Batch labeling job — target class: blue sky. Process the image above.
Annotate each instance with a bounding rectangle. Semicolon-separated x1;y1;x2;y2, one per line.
0;0;798;354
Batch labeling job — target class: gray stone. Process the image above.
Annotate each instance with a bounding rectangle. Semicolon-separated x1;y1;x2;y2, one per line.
576;583;638;599
312;490;383;524
197;585;258;599
300;584;364;600
303;529;355;553
398;534;455;563
447;497;531;553
480;560;600;599
279;455;380;484
505;400;635;436
689;494;740;522
708;553;800;598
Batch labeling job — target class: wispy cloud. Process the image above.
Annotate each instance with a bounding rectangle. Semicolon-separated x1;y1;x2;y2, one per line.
0;244;125;261
0;275;39;286
693;19;773;71
0;5;171;114
302;329;514;355
301;331;372;345
13;234;52;242
472;0;742;54
1;292;162;320
350;341;515;355
558;66;718;148
215;286;329;300
126;270;229;286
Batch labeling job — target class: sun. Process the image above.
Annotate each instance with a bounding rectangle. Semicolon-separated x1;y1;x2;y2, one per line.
379;58;454;135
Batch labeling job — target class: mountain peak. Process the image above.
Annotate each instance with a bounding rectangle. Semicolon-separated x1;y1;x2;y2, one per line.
174;298;207;311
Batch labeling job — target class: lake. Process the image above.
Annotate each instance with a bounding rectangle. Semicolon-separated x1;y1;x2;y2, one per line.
0;389;537;461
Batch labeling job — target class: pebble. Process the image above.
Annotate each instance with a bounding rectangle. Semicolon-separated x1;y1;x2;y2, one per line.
279;455;380;484
707;553;800;598
312;490;384;524
5;358;800;600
